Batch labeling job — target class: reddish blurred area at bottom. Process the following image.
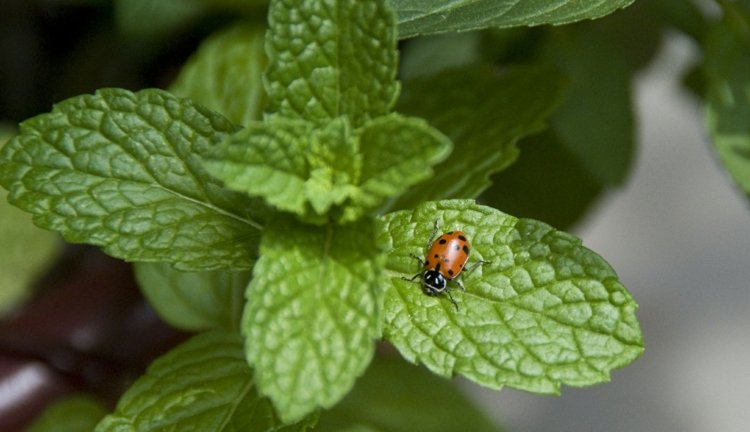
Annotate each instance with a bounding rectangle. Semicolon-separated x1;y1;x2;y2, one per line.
0;246;188;431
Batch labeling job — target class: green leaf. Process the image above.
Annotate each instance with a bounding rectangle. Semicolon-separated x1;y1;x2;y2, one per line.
0;88;263;271
171;23;268;126
0;190;59;316
243;216;383;423
392;64;566;209
705;4;750;196
115;0;207;40
316;356;499;432
264;0;399;127
304;119;361;216
205;115;450;223
114;0;267;40
541;26;635;186
481;131;603;230
204;117;359;220
204;119;316;215
134;262;249;331
27;395;107;432
652;0;709;41
392;0;636;39
95;331;318;432
352;114;452;217
0;131;59;316
399;32;481;80
379;200;643;394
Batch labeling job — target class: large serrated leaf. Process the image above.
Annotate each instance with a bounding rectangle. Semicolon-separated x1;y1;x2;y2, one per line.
392;64;566;209
392;0;636;39
171;23;267;126
0;88;263;271
264;0;399;127
95;331;318;432
243;216;384;423
378;200;643;394
705;4;750;196
134;262;249;331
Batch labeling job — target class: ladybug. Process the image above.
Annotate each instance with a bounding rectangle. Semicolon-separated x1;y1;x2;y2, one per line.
404;219;487;310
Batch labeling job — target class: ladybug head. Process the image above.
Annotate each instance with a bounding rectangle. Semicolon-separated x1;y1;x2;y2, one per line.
422;269;446;295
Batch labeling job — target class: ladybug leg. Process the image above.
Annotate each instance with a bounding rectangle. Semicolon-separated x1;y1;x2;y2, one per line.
403;256;424;282
464;259;490;276
409;253;427;267
425;218;440;251
409;254;424;265
445;288;459;311
453;278;466;291
401;272;421;282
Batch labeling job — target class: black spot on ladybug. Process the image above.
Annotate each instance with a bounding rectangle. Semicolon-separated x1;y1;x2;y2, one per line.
444;258;450;263
438;239;447;245
463;245;470;254
454;244;460;251
433;254;439;258
458;235;467;242
435;262;441;271
448;269;454;276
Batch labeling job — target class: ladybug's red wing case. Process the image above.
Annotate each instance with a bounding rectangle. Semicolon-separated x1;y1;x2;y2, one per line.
403;220;487;311
425;231;471;280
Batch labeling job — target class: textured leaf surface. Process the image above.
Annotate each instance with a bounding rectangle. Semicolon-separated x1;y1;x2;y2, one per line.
28;395;107;432
243;216;383;423
303;118;360;216
0;88;262;270
204;119;315;214
134;262;249;331
378;200;643;393
316;356;498;432
392;65;566;209
171;24;267;126
353;114;452;216
265;0;399;127
705;4;750;196
205;115;449;223
393;0;635;38
95;331;317;432
204;118;360;221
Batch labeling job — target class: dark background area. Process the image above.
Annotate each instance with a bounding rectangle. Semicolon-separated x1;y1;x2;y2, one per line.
0;2;195;430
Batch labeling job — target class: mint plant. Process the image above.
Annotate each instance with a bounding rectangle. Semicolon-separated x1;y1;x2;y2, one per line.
705;0;750;197
2;0;652;430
